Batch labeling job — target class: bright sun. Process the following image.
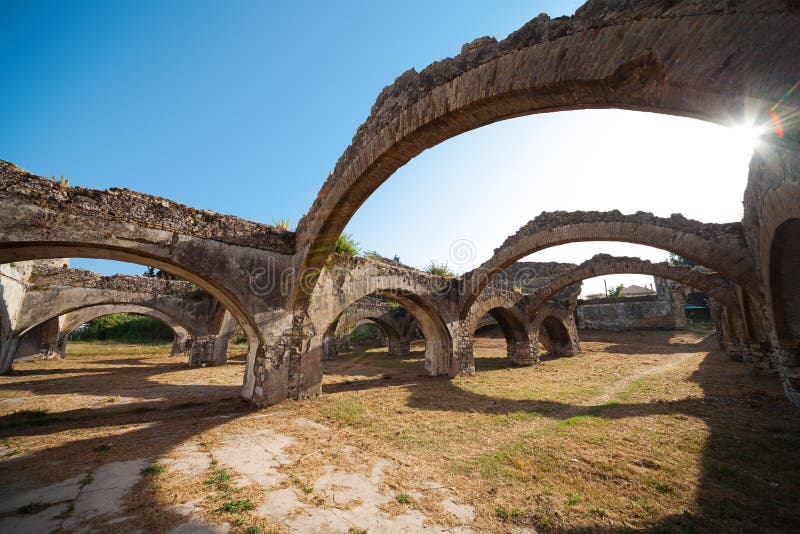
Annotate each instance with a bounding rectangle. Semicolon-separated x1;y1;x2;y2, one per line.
728;124;763;154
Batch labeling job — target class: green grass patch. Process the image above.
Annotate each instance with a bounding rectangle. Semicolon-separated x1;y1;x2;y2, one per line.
565;493;582;506
2;449;21;457
141;465;165;476
323;397;366;426
221;499;254;513
495;505;524;520
207;468;234;489
395;493;411;504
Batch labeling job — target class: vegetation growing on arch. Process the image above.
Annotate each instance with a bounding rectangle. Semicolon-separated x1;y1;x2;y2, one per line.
333;233;360;256
424;261;455;278
272;218;291;230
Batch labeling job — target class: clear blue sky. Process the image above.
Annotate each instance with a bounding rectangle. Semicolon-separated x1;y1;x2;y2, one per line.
1;1;755;296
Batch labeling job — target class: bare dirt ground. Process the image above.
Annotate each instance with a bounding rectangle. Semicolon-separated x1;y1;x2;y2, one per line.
1;331;798;533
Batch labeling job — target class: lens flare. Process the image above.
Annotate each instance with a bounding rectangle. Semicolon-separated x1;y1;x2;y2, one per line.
769;80;800;138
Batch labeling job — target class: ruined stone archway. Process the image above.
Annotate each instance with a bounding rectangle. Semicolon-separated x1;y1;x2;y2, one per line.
375;289;452;376
329;305;411;359
335;318;396;356
307;256;458;380
292;1;799;308
525;254;739;317
16;304;193;361
464;288;533;367
769;219;800;396
0;162;298;403
15;286;217;342
459;215;754;319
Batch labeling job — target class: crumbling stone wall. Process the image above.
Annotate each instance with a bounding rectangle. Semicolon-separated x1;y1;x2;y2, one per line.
28;266;196;296
0;161;294;254
576;278;687;331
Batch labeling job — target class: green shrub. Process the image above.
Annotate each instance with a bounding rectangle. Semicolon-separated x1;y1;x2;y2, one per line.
221;499;254;513
395;493;411;504
333;233;360;256
272;218;291;230
141;465;165;476
50;175;70;187
424;261;455;278
207;468;233;489
607;284;625;297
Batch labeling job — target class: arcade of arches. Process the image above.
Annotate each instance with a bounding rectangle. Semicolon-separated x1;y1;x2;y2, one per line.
1;0;799;410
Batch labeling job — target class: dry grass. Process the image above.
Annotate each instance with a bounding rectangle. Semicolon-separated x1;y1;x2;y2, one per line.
1;332;798;532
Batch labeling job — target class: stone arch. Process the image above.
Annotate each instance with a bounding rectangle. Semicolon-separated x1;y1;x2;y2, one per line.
738;144;800;404
769;219;800;356
14;303;198;363
327;307;410;359
0;161;298;402
292;2;798;307
376;289;451;375
460;214;754;319
465;290;534;367
60;305;190;340
61;304;193;357
15;287;215;341
539;315;572;357
316;289;452;374
525;254;739;316
308;256;457;377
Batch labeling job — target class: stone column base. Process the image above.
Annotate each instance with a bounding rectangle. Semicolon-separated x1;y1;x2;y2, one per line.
188;336;227;367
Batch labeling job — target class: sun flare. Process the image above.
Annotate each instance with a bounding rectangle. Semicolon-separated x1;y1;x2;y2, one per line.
728;124;763;154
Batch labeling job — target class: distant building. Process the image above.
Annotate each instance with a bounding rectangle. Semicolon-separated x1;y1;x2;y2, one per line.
621;284;656;297
584;293;605;300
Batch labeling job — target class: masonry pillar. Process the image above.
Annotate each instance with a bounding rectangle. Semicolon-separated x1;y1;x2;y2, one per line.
0;333;19;374
669;285;689;329
451;321;475;376
14;317;62;361
507;328;537;366
171;331;191;356
0;263;29;374
187;335;227;367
